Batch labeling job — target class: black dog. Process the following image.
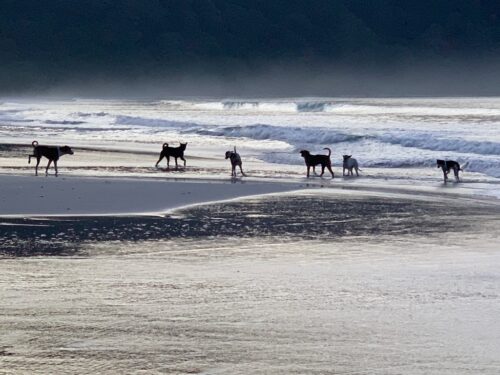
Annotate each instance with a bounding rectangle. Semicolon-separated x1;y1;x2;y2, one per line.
155;142;187;169
28;140;74;176
225;146;246;177
300;147;334;178
437;159;462;183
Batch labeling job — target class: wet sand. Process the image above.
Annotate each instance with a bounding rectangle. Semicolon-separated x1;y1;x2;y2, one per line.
1;190;500;374
0;175;298;217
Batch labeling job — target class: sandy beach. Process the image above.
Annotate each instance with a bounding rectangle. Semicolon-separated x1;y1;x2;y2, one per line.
1;98;500;374
1;186;500;374
0;174;299;217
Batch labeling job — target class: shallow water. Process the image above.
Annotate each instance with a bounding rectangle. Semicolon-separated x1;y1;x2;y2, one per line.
1;192;499;374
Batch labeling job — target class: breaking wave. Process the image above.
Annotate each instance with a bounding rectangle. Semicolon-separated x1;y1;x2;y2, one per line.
379;134;500;156
189;99;339;112
195;124;363;145
115;115;500;157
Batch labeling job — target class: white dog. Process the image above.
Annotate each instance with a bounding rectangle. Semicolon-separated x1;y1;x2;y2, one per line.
342;155;361;176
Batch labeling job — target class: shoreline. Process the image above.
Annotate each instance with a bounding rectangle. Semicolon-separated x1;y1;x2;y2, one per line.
1;172;499;218
0;174;301;218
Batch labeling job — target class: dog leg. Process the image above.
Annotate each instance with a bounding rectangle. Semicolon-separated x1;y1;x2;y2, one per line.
35;157;41;176
181;156;186;167
327;164;335;178
54;160;58;177
355;167;359;177
306;166;310;178
166;156;170;169
45;160;52;176
320;165;325;177
155;155;163;167
174;157;179;170
239;165;246;177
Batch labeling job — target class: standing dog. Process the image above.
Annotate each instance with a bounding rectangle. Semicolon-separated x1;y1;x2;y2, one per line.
155;142;187;169
28;140;74;176
225;146;246;177
437;159;462;183
300;147;334;178
342;155;361;176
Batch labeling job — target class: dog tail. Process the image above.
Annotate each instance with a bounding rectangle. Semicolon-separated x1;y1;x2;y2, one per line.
234;146;237;153
323;147;331;156
163;143;169;149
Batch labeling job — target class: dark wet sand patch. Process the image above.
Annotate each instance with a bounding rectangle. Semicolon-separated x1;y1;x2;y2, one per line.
1;192;498;257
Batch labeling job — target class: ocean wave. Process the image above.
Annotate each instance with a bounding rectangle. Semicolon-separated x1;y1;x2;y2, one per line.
44;120;86;125
379;134;500;156
197;124;363;145
112;114;500;177
115;115;500;156
115;115;188;128
164;98;500;116
74;112;109;117
222;100;338;112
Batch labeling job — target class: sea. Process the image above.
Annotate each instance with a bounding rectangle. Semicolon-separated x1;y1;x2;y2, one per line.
1;96;500;180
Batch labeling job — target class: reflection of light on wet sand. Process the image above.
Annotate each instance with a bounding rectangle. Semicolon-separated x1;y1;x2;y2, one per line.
1;192;499;373
1;237;499;373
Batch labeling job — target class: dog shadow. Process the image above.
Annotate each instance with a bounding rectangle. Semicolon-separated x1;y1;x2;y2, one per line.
440;180;460;187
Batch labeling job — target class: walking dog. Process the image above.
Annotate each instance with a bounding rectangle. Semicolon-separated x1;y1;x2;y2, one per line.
225;146;246;177
342;155;361;176
437;159;462;183
28;140;74;176
300;147;334;178
155;142;187;169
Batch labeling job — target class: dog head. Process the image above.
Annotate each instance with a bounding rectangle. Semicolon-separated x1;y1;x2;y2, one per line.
225;151;233;159
179;142;187;150
300;150;310;158
343;155;352;162
436;159;445;168
60;146;74;155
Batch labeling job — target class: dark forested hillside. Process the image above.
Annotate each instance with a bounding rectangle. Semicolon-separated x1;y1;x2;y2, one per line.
1;0;500;95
